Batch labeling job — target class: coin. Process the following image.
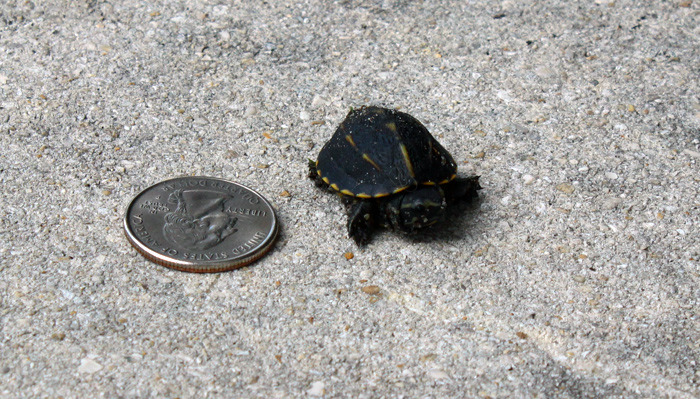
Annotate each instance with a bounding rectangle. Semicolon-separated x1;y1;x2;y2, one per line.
124;177;278;273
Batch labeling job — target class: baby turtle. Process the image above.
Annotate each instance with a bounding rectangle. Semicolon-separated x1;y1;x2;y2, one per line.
309;106;481;245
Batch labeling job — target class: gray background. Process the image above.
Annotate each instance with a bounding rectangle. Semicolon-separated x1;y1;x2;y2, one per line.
1;0;698;397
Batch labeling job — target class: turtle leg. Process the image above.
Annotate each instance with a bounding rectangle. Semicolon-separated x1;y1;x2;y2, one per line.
445;175;482;204
308;159;329;189
346;200;377;246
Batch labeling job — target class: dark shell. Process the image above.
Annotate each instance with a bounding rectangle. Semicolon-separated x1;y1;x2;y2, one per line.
315;106;457;198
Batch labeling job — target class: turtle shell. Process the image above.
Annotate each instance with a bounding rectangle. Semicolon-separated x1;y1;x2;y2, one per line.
315;106;457;198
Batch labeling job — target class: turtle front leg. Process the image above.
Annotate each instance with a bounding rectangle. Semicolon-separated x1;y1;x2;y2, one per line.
445;176;482;204
308;159;329;189
346;200;377;246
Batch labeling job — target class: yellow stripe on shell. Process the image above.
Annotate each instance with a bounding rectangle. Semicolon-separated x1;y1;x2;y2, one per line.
330;183;339;191
362;153;381;171
373;192;390;198
340;189;354;196
345;135;356;147
322;177;330;184
356;193;372;199
438;174;458;184
392;186;409;194
421;181;437;186
386;122;397;132
399;144;415;178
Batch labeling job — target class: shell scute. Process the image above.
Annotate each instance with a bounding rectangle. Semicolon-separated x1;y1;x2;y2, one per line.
315;106;457;198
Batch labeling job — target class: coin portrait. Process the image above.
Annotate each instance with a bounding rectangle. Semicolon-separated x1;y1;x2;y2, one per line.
124;177;278;272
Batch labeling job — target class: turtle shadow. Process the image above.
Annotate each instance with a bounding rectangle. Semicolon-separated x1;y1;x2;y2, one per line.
400;195;485;246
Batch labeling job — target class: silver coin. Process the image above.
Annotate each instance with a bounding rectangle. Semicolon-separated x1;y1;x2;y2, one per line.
124;177;278;273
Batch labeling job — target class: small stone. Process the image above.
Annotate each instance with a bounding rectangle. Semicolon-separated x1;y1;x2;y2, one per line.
307;381;325;396
51;332;66;341
602;197;622;210
193;117;208;126
344;252;354;260
256;163;269;169
299;111;310;121
683;149;700;158
428;369;449;379
535;66;557;79
244;106;258;117
522;174;535;185
102;190;112;196
473;151;485;159
573;275;586;283
516;331;528;339
679;1;691;7
605;172;618;180
77;358;103;374
311;94;326;108
556;183;575;194
420;353;437;362
359;270;373;280
361;285;380;295
279;190;291;197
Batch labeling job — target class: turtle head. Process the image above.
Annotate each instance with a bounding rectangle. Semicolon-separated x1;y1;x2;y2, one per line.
389;186;447;233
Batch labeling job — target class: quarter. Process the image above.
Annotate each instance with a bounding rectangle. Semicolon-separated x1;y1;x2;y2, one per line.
124;177;278;272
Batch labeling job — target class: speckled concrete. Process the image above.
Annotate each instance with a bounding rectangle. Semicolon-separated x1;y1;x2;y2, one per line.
1;1;698;397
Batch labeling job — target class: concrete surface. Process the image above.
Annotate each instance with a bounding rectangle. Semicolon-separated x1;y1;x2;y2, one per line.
1;0;698;397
